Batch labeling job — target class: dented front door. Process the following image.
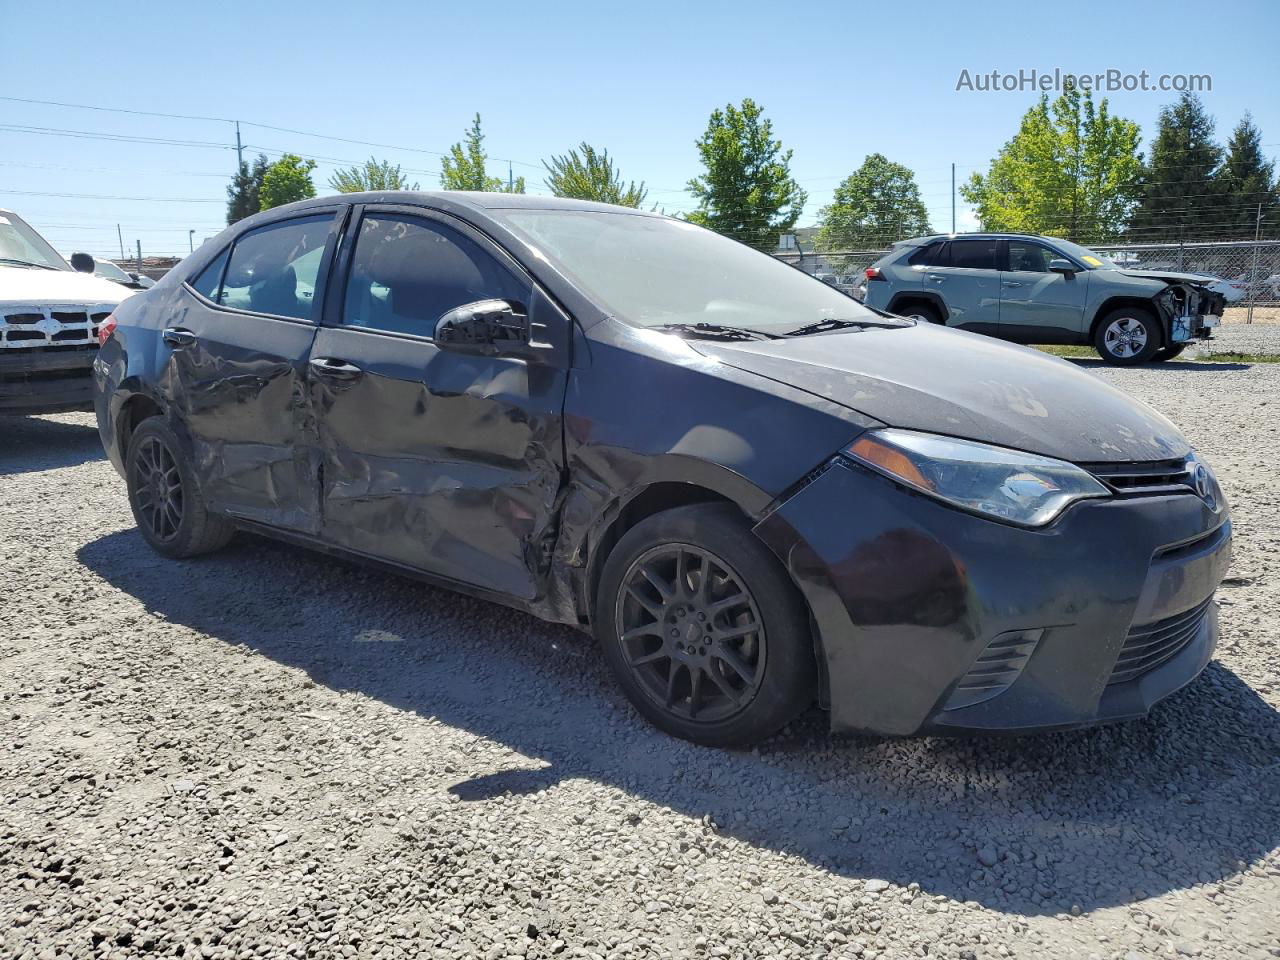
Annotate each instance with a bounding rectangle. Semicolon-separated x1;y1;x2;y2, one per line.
307;207;568;601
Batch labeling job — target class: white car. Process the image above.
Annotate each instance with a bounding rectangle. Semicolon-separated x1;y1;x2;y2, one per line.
1;209;134;414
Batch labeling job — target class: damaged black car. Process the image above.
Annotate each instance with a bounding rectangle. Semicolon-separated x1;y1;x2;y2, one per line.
94;194;1232;746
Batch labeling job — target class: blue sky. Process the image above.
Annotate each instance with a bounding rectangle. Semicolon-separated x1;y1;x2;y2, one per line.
4;0;1277;258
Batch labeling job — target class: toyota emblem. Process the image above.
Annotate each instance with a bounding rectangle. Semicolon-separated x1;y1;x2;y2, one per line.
1192;462;1217;509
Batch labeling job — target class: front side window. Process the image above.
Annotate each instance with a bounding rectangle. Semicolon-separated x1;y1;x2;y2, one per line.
948;239;998;270
1006;241;1056;273
217;215;332;321
341;214;526;337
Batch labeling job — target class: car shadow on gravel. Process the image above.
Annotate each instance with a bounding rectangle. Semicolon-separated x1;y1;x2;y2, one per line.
79;528;1280;919
0;413;104;475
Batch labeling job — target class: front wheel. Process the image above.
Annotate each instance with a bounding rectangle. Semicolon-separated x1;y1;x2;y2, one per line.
595;504;817;747
1093;308;1161;365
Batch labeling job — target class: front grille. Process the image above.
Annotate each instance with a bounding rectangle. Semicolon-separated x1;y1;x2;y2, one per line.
1109;598;1213;685
1;305;110;348
1083;458;1196;497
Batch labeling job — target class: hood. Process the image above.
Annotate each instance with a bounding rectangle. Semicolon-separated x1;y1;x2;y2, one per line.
0;264;133;305
689;323;1189;463
1112;269;1213;286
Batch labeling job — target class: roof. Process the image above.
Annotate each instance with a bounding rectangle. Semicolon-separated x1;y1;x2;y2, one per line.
286;191;663;216
900;232;1067;245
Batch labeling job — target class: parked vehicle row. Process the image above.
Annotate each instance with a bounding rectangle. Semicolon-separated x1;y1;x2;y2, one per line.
858;233;1226;364
92;194;1231;745
0;209;134;414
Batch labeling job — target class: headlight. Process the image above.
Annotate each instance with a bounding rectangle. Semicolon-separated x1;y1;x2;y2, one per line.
844;429;1108;528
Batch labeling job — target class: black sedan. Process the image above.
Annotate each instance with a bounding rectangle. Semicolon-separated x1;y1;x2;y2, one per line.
93;193;1231;746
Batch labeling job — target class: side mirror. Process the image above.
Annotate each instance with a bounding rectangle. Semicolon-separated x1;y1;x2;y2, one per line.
1048;259;1077;274
70;252;95;274
434;299;529;352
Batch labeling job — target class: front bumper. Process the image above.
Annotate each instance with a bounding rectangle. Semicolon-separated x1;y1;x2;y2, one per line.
755;458;1231;736
0;347;96;414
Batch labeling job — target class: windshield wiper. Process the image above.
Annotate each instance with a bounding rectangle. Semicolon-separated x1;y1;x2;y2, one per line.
784;317;903;337
0;257;58;271
653;322;781;342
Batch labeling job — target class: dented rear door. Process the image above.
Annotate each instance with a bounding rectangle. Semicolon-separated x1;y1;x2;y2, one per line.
307;205;568;601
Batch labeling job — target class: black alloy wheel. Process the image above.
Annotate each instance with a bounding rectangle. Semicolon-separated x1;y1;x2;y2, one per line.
596;503;816;746
130;434;184;543
615;543;767;723
125;417;234;558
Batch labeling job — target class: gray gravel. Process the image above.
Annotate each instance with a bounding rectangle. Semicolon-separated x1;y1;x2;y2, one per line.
1192;323;1280;357
3;363;1280;959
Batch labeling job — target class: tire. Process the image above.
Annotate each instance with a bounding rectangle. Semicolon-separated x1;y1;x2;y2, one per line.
125;417;234;558
1093;307;1161;365
595;503;816;747
1150;343;1188;362
897;302;942;325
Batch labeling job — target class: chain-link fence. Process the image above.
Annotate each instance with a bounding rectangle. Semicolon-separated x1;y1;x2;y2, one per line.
774;239;1280;311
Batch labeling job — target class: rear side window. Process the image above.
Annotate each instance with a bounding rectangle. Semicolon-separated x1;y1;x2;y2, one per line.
218;215;333;321
907;242;945;266
949;239;998;270
189;247;229;301
340;214;526;337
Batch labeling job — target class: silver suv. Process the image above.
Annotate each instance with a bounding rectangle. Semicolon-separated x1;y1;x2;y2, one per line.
860;233;1224;364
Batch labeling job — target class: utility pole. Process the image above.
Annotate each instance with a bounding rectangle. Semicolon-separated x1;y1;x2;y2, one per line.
136;239;142;275
117;224;125;261
235;120;243;170
1248;202;1262;325
951;163;956;234
508;160;513;193
188;229;195;253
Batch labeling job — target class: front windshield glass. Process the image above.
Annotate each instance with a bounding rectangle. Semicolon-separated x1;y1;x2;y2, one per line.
499;210;892;333
1052;238;1117;270
0;212;72;270
94;259;132;282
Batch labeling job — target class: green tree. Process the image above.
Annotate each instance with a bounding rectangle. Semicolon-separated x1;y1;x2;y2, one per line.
440;114;525;193
1217;113;1278;237
259;154;317;211
226;153;269;224
543;143;647;206
816;154;931;252
686;98;806;250
328;157;419;193
962;87;1142;242
1128;93;1221;240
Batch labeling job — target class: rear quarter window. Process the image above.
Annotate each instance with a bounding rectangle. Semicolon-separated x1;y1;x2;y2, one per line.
907;242;946;266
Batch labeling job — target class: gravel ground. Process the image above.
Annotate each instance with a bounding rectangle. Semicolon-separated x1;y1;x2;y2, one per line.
1193;323;1280;358
3;364;1279;960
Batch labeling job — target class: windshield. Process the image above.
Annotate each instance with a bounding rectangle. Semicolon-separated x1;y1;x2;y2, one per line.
498;210;889;334
94;259;132;282
1051;238;1118;270
0;212;72;270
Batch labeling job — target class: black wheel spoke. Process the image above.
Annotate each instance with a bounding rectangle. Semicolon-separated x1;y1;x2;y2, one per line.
716;621;760;641
638;562;674;602
715;647;756;685
688;667;704;717
630;647;669;667
625;585;664;620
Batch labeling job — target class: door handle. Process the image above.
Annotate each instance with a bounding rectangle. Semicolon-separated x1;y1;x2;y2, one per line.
162;327;196;348
308;357;364;381
927;274;946;282
1002;281;1023;288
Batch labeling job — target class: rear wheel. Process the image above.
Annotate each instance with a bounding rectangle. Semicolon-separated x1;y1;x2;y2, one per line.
126;417;234;558
1150;343;1188;362
595;504;816;747
1093;308;1161;365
